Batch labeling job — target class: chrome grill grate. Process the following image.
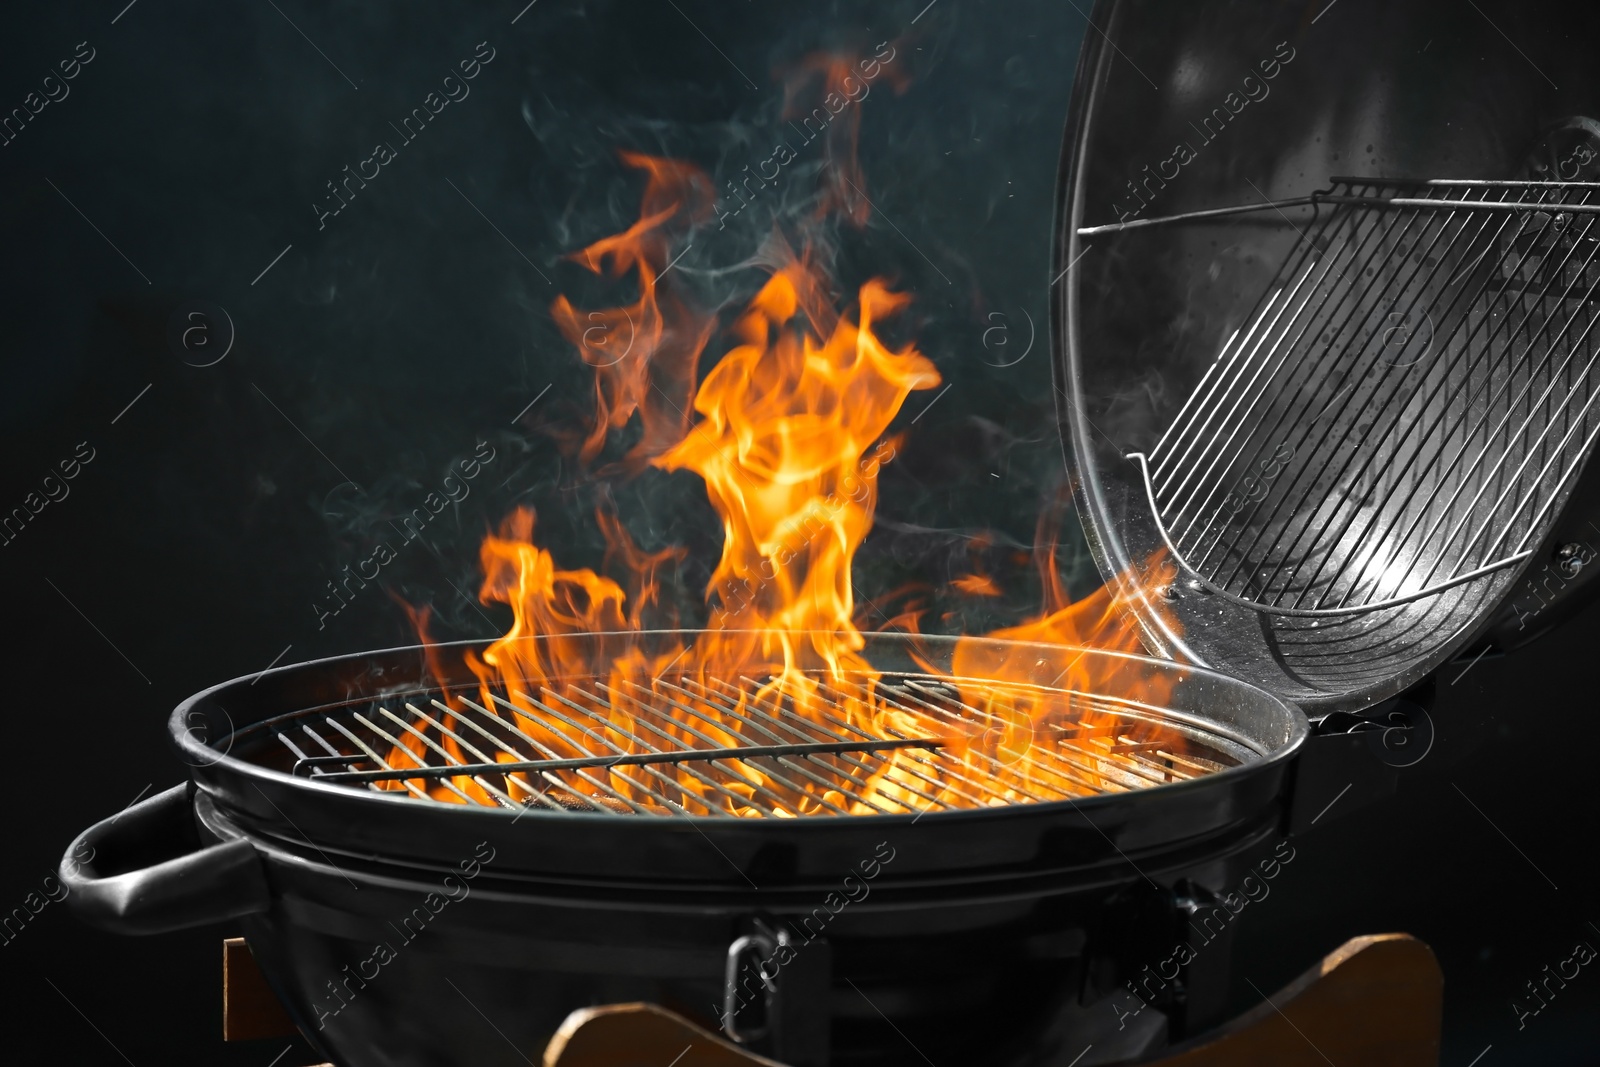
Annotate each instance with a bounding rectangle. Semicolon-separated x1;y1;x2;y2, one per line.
258;671;1245;817
1128;178;1600;616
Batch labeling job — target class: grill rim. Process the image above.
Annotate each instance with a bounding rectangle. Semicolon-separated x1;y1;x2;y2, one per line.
172;630;1308;830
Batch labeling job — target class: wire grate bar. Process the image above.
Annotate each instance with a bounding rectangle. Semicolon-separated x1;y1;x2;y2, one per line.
684;681;960;812
695;675;950;813
763;676;1003;809
896;679;1170;794
1308;194;1600;607
545;685;794;818
509;690;709;816
303;734;945;785
609;680;871;816
469;694;630;814
831;679;1069;804
1268;186;1581;606
303;719;434;801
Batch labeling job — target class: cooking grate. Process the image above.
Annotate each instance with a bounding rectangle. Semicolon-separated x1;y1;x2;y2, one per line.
259;671;1246;817
1123;178;1600;616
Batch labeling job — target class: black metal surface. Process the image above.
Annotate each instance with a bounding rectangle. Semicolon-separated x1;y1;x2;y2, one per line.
1052;0;1600;714
195;774;1281;1067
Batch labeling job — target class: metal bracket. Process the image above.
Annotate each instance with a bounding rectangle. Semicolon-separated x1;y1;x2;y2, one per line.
720;919;830;1067
721;928;783;1044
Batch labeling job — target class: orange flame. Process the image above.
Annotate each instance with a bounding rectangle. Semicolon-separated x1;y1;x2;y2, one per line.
951;574;1002;597
391;67;1192;813
654;249;940;693
939;505;1182;800
778;46;910;225
551;151;716;472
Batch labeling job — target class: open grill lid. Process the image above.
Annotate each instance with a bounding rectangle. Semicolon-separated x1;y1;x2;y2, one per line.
1052;0;1600;714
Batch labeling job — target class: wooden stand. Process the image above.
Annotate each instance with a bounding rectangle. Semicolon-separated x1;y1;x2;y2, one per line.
222;938;329;1066
544;1003;791;1067
540;934;1442;1067
1150;934;1441;1066
223;932;1442;1066
222;939;299;1042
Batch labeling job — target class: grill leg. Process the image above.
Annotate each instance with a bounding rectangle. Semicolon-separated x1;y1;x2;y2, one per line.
223;937;298;1041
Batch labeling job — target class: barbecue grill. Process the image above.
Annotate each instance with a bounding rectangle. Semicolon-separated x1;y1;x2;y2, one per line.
64;633;1303;1067
62;1;1600;1065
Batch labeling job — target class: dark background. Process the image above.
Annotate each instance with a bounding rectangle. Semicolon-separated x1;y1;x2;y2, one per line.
0;0;1593;1064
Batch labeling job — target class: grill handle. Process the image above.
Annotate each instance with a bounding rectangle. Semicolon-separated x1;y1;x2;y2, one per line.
59;781;271;935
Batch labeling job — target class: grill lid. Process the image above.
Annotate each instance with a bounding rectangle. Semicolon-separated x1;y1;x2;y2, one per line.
1054;0;1600;712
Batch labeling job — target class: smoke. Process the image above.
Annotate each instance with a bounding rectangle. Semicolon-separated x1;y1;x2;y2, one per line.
297;0;1097;648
